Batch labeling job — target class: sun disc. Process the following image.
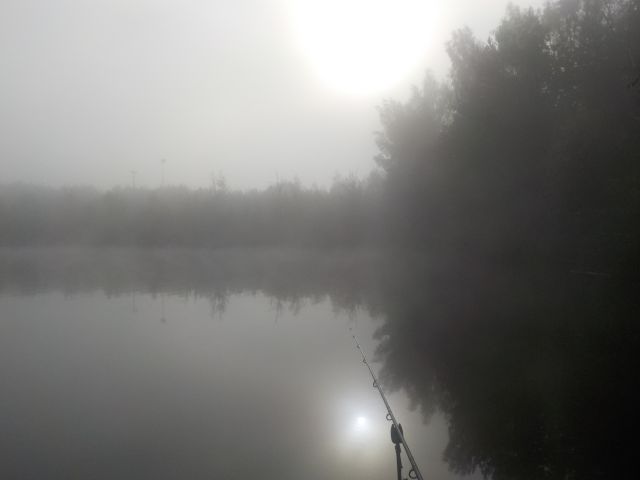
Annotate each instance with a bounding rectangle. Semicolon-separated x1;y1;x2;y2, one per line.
290;0;436;96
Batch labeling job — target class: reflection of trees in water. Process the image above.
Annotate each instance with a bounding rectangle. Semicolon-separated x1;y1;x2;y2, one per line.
0;247;379;314
208;291;228;320
373;259;639;479
1;247;637;478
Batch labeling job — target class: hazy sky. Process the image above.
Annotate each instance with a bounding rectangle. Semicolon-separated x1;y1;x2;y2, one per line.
1;0;545;190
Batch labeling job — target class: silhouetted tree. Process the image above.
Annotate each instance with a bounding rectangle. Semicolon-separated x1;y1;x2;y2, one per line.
376;0;640;274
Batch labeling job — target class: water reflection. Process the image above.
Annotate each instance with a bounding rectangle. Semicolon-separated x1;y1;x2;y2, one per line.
0;247;636;479
372;257;639;479
0;291;395;480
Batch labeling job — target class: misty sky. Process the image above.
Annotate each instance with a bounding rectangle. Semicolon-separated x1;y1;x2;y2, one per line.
1;0;545;190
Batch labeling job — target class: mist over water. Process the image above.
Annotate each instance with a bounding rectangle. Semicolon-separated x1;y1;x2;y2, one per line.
1;248;636;479
0;248;461;480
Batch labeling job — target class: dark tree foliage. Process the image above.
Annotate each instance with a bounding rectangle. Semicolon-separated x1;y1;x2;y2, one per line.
376;0;640;275
370;1;640;477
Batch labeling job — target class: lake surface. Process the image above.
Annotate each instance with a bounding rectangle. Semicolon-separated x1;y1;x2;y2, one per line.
0;248;636;479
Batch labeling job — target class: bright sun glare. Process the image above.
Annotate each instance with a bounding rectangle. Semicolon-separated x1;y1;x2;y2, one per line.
291;0;437;96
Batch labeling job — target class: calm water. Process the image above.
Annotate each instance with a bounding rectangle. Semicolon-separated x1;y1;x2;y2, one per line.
0;248;636;479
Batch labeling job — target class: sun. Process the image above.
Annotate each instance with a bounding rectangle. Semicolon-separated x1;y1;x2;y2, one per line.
290;0;437;96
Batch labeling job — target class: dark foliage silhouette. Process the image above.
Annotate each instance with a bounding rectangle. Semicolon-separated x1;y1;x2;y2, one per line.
369;3;640;476
376;0;640;276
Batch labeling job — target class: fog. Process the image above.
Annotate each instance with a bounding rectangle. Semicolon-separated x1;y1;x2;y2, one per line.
1;1;639;479
1;0;542;189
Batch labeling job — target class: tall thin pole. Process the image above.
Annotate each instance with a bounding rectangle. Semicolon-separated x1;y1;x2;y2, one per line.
352;333;425;480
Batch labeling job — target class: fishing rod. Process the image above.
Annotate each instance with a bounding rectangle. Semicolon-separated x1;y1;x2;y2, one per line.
351;332;425;480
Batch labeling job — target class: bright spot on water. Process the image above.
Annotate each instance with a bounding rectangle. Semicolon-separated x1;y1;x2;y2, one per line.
355;416;368;429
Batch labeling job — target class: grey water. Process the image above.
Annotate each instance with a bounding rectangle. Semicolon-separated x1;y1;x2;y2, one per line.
0;248;459;480
0;248;636;479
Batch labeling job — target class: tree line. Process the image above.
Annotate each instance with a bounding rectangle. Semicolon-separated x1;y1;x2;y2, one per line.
0;176;383;248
